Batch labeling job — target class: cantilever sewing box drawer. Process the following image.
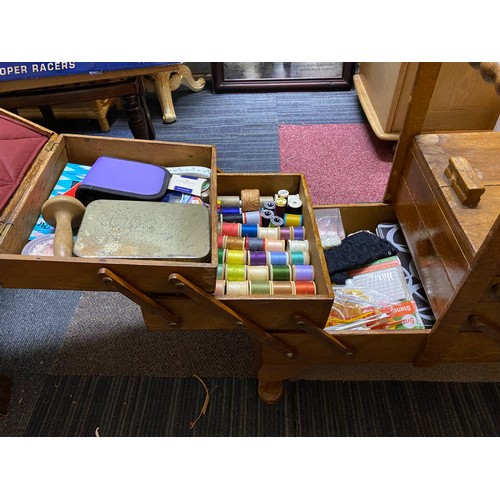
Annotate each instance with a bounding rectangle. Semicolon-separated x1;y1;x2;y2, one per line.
1;107;499;405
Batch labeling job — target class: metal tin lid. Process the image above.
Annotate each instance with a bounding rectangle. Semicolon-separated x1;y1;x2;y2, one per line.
74;200;211;261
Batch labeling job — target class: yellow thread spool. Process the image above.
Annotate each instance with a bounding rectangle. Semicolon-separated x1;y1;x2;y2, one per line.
226;249;247;264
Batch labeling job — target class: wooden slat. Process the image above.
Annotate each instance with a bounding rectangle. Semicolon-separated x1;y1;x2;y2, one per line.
384;63;442;202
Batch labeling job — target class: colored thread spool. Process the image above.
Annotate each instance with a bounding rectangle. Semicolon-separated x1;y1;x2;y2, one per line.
283;213;303;227
225;264;247;281
263;200;276;211
218;248;225;264
246;237;265;251
221;213;243;223
271;265;292;281
221;222;240;237
265;239;285;252
270;215;284;228
217;264;225;279
293;265;315;281
241;189;260;212
278;227;291;241
248;251;267;266
291;226;306;240
267;251;289;266
220;207;242;215
272;281;296;295
250;281;272;295
217;234;224;248
258;226;279;240
226;281;249;296
218;196;241;207
294;281;317;295
246;265;270;281
286;197;303;215
289;251;310;265
274;197;287;217
288;239;309;252
214;280;226;296
277;189;289;200
226;249;247;265
261;209;274;227
240;224;258;238
225;236;245;250
243;211;261;226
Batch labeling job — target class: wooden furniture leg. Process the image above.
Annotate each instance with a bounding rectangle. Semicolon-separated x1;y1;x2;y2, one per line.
258;363;313;404
154;65;206;123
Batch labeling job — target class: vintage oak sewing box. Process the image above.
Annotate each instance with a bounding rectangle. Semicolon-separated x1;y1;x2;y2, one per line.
0;104;499;405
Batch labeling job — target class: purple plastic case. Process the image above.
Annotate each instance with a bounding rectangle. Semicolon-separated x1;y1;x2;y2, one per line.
75;156;171;206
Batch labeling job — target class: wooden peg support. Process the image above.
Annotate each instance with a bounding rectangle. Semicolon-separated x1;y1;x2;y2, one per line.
292;313;355;357
168;273;296;359
97;267;181;328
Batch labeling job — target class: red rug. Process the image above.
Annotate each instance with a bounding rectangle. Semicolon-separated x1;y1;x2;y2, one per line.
279;123;394;205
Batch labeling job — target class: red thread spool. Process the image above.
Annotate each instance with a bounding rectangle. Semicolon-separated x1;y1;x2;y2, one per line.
294;281;317;295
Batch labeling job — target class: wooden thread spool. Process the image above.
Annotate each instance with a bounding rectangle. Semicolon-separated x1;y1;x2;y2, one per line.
41;196;86;257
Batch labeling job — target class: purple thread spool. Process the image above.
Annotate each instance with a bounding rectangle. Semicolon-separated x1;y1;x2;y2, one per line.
248;251;267;266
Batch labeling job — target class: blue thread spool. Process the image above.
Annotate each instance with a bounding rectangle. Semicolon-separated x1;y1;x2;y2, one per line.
241;224;258;237
268;251;288;266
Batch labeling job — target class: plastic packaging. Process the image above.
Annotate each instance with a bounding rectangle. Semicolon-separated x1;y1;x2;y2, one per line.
314;208;345;249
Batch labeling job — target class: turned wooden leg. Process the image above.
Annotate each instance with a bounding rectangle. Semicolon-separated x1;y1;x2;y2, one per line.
258;381;284;405
122;93;154;140
257;363;312;405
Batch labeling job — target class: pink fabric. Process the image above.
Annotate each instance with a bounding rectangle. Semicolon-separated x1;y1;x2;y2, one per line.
0;115;49;212
279;123;394;205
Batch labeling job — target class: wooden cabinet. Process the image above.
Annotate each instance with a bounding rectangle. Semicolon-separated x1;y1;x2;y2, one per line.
354;62;500;140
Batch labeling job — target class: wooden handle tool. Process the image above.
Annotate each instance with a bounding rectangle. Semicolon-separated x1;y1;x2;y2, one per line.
41;196;86;257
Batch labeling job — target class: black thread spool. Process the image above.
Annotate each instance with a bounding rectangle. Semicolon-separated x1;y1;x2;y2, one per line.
261;209;274;227
286;197;303;215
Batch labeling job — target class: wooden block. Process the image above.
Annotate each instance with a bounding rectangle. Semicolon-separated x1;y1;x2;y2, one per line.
445;156;485;207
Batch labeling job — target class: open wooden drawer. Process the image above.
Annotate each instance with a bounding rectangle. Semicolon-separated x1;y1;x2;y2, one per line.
0;108;219;294
257;130;500;403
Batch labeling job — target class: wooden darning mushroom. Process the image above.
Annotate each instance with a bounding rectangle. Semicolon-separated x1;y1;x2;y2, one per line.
41;196;86;257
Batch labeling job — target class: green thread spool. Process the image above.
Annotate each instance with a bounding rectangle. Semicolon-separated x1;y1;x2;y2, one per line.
218;248;225;264
271;265;291;281
250;281;272;295
225;264;246;281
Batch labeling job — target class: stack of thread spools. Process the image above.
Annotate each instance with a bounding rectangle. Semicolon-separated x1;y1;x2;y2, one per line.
215;188;317;296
